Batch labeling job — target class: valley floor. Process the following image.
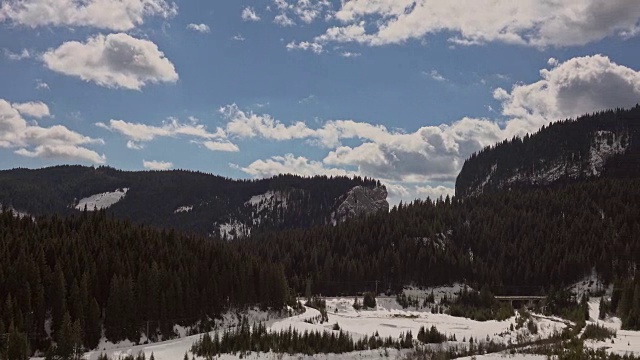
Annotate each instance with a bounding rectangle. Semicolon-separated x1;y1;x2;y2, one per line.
31;285;640;360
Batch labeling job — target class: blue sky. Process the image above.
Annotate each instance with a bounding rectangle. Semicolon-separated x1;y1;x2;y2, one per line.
1;0;640;203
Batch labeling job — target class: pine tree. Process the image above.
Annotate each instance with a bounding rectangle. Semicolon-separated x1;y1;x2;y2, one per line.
599;297;607;320
85;298;102;350
6;322;29;360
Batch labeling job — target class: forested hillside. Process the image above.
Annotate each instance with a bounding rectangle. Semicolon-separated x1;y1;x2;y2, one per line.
0;209;291;357
238;178;640;296
456;106;640;196
0;166;385;237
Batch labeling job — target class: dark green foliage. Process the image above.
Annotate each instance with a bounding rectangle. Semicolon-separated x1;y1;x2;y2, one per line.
581;324;616;341
0;209;290;355
239;175;640;297
0;166;379;236
363;292;376;309
417;326;446;344
6;323;29;360
446;286;513;321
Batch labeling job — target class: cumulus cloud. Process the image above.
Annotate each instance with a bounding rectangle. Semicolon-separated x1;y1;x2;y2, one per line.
228;54;640;191
42;33;178;90
0;0;177;31
0;99;105;163
239;154;353;178
96;117;226;150
274;13;295;27
286;41;324;54
143;160;173;170
186;23;210;33
12;101;50;118
496;54;640;138
273;0;332;24
296;1;640;50
241;7;260;22
220;104;316;141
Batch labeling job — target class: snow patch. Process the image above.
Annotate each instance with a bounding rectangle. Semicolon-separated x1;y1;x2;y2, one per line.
218;220;250;239
174;205;193;213
589;131;628;176
246;191;288;213
75;188;129;211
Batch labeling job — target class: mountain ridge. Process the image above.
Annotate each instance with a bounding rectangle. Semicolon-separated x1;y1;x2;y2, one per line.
0;165;389;237
456;105;640;197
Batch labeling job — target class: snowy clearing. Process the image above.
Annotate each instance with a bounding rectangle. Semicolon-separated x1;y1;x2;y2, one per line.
75;188;129;211
55;296;571;360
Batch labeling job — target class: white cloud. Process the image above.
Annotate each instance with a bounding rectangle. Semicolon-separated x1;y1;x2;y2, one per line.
35;79;50;90
415;185;454;200
228;54;640;189
12;101;50;118
143;159;173;170
274;13;295;26
3;48;30;60
0;0;177;31
232;34;246;41
241;7;261;22
286;41;324;54
0;99;105;163
298;1;640;50
340;51;360;58
239;153;353;178
96;117;226;150
202;141;240;152
425;69;446;82
273;0;332;24
496;54;640;138
186;23;210;33
42;33;178;90
298;94;317;104
220;104;316;141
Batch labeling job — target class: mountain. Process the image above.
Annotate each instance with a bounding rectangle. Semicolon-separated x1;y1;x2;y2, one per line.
0;166;388;237
456;105;640;197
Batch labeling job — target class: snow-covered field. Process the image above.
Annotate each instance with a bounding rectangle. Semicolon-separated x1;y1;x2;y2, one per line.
52;292;572;360
583;296;640;356
75;188;129;211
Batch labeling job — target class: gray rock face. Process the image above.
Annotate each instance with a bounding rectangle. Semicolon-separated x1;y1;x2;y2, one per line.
333;186;389;224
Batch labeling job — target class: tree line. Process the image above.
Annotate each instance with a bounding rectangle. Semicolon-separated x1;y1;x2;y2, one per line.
0;209;291;359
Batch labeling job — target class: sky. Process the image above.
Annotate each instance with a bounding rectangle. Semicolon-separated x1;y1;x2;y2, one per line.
1;0;640;204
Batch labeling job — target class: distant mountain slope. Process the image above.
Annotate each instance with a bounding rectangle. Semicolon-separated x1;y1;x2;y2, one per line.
0;166;388;236
456;106;640;197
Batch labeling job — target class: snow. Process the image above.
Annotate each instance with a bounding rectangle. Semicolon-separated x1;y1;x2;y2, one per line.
458;354;547;360
75;188;129;211
174;205;193;213
567;270;607;299
246;191;288;213
317;297;564;345
218;220;250;239
589;131;628;176
36;296;569;360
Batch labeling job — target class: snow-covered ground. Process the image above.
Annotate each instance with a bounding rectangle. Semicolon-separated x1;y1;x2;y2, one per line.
174;205;193;213
75;188;129;211
582;296;640;356
319;297;565;345
54;295;571;360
